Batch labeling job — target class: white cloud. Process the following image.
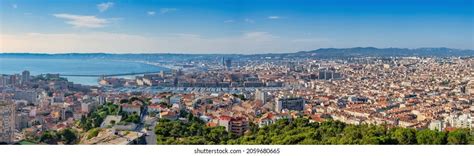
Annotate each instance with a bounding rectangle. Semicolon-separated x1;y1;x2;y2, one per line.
268;16;280;19
53;14;109;28
12;4;18;9
224;20;234;23
0;32;332;54
242;32;278;42
172;33;201;38
147;11;156;16
97;2;114;12
160;8;177;14
291;38;331;43
244;18;255;23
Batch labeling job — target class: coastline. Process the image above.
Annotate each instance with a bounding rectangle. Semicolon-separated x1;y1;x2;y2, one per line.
0;57;169;86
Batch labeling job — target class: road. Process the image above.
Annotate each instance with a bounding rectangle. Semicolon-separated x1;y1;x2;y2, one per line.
145;121;157;145
136;106;157;144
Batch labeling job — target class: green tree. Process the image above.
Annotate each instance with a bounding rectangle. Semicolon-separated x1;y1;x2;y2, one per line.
392;128;417;144
39;131;58;144
120;99;129;104
447;129;469;144
416;129;446;144
59;128;78;144
87;128;101;139
151;114;474;145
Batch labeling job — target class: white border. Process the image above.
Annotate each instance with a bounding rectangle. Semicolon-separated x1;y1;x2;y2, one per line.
1;145;473;156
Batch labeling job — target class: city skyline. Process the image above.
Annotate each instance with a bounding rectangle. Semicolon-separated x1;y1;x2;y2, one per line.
1;1;474;155
1;0;473;54
1;54;473;145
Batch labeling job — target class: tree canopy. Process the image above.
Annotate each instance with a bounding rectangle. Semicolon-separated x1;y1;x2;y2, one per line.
154;117;474;145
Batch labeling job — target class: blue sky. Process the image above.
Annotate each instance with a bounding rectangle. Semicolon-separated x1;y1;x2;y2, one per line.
1;0;473;53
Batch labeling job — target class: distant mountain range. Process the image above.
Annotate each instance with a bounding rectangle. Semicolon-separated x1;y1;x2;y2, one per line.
1;47;473;59
292;47;474;58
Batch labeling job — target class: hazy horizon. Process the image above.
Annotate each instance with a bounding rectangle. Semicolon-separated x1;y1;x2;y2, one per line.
1;46;474;55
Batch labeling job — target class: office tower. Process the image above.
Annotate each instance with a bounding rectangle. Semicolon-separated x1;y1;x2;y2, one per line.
255;89;267;104
13;90;38;104
15;113;28;130
218;116;249;136
0;100;16;144
221;57;225;66
319;69;342;80
275;96;305;113
21;70;30;85
0;75;6;87
467;79;474;95
318;70;326;80
9;75;19;86
160;71;165;78
224;58;232;70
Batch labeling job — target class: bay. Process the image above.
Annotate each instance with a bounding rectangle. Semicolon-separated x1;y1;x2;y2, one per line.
0;57;167;85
